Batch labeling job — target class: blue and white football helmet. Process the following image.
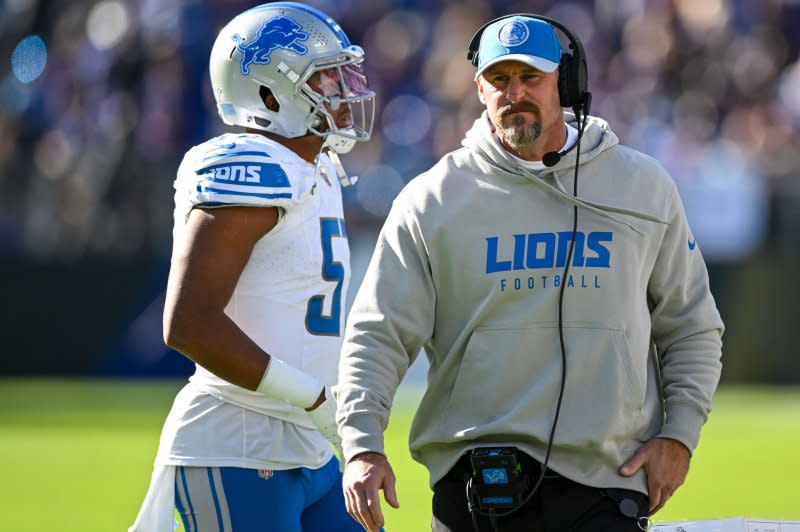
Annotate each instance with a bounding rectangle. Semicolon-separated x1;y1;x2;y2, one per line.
210;2;375;153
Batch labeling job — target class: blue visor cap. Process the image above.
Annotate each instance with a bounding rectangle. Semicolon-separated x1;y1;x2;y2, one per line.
475;17;563;80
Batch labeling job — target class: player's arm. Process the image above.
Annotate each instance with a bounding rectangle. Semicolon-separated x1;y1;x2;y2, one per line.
163;206;326;410
164;205;277;388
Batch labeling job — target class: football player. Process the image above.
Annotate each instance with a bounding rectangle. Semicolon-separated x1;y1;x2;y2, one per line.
130;3;374;531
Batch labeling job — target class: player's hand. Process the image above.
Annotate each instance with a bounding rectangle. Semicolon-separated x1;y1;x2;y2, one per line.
619;437;691;514
305;387;343;458
343;452;399;532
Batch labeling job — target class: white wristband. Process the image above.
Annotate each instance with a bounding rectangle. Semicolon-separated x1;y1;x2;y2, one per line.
256;357;323;409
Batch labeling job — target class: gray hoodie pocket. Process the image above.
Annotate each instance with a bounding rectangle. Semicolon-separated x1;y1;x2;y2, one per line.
443;323;645;448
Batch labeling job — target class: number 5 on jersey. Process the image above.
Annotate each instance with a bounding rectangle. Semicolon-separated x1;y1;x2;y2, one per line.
306;218;346;336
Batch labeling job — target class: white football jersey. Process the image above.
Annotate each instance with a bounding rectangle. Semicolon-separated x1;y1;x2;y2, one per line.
171;132;351;428
136;134;352;530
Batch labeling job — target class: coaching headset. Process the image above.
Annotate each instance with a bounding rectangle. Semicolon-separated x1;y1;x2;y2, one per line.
463;14;643;532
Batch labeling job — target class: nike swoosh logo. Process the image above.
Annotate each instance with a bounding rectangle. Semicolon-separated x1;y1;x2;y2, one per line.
688;239;696;250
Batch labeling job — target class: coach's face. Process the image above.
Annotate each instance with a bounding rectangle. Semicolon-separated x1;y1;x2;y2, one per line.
477;60;564;158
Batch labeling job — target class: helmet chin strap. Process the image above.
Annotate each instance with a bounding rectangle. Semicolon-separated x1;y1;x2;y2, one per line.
322;133;357;154
323;148;358;187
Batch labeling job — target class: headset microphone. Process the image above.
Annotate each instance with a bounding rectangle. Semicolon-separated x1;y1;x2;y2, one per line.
542;151;561;167
542;114;588;167
542;140;578;167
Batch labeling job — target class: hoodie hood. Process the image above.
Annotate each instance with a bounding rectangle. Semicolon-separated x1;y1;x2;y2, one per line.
461;111;668;233
462;110;615;174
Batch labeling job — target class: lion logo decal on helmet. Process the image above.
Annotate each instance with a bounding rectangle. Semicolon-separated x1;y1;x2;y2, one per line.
232;16;309;75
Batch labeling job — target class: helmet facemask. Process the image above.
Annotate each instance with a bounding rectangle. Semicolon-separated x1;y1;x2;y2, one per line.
293;47;375;154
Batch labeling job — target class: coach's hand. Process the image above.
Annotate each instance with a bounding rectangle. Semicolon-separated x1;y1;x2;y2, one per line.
619;437;690;514
343;451;399;532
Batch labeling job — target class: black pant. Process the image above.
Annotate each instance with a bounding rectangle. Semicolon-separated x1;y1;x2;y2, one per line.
431;454;648;532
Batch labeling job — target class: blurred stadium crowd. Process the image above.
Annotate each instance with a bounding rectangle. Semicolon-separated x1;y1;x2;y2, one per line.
1;0;799;379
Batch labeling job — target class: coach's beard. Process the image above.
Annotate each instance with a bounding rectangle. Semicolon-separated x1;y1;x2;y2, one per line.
499;104;542;151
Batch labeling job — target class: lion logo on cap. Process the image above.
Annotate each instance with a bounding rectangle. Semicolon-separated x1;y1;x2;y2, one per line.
498;20;530;47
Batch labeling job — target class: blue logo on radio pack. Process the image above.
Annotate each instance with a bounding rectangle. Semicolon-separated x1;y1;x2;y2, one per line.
232;16;309;75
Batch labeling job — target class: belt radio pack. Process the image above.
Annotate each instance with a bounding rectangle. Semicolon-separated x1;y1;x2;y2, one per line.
468;447;531;510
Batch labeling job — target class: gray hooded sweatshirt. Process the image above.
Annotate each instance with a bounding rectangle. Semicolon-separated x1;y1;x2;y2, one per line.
334;112;724;495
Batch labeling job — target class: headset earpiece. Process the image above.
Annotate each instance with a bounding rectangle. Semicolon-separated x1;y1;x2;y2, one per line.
557;53;573;109
557;50;586;112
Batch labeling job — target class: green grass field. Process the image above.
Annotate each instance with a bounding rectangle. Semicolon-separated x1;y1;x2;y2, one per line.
0;379;798;531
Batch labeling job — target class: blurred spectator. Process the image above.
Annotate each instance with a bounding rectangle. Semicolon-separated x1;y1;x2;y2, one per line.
1;0;799;379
